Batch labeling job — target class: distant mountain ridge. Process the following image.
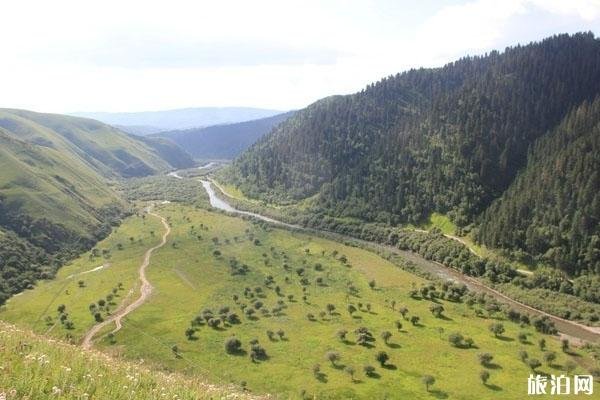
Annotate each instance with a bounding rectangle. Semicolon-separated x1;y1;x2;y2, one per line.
72;107;284;134
155;111;294;160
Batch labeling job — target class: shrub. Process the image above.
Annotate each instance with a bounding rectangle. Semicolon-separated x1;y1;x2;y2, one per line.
376;351;389;367
325;351;340;366
478;353;494;366
364;365;376;377
422;375;435;391
489;323;505;338
480;370;490;384
225;337;242;354
528;358;541;372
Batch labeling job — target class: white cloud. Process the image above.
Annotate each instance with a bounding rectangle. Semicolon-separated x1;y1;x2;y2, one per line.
0;0;598;113
530;0;600;20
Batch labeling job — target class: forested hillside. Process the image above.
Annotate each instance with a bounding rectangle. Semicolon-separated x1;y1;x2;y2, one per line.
0;109;193;303
155;111;293;160
227;32;600;275
477;98;600;275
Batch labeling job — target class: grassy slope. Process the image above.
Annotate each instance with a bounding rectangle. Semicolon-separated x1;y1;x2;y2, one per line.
0;109;195;234
0;131;122;236
3;204;596;399
1;109;177;178
0;213;162;337
0;322;258;400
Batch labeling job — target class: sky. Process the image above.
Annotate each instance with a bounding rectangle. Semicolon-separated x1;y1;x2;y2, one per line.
1;0;599;113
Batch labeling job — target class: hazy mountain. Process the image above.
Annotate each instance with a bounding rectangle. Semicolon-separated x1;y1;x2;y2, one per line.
155;111;294;160
72;107;284;134
227;32;600;274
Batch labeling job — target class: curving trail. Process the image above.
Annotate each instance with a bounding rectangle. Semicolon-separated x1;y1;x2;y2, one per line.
81;207;170;350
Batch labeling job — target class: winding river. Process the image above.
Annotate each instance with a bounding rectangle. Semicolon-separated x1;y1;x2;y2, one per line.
200;179;600;343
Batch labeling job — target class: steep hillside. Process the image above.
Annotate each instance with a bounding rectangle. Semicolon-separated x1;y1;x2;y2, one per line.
227;32;600;274
477;98;600;275
0;109;192;303
73;107;284;133
155;111;294;160
230;33;600;217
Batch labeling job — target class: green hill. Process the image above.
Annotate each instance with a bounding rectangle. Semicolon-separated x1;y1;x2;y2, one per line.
226;32;600;275
0;109;194;303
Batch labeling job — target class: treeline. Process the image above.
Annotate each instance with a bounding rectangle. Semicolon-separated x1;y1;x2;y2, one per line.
0;231;52;305
227;32;600;275
0;203;124;306
211;188;600;323
477;98;600;275
120;175;209;206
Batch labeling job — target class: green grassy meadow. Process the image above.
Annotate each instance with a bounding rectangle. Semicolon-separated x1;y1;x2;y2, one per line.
2;204;597;399
1;212;163;340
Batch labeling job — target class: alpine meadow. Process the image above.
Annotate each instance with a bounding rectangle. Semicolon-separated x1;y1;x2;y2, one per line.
2;2;600;399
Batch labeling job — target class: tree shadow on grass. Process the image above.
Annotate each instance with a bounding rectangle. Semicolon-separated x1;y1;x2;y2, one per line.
495;335;514;342
484;383;502;391
382;363;397;370
332;363;347;370
358;343;375;349
429;389;448;399
315;372;328;383
484;363;503;370
366;372;381;379
436;314;453;322
387;343;401;349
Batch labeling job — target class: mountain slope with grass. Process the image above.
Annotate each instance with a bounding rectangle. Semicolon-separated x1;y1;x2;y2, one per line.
226;32;600;275
155;111;294;160
0;109;193;304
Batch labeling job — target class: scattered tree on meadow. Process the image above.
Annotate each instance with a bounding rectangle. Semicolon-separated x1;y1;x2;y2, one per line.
381;331;392;345
480;370;490;385
422;375;435;392
326;351;340;367
376;351;389;367
478;353;494;367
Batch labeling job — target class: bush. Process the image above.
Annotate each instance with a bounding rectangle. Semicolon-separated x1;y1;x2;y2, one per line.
478;353;494;366
225;337;242;354
376;351;389;367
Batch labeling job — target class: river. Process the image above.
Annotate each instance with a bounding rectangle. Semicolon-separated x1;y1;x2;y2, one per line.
199;179;600;343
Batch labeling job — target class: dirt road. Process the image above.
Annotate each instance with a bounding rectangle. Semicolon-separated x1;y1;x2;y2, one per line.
81;208;170;349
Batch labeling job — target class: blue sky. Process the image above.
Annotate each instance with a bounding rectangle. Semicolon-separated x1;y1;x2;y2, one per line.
0;0;599;113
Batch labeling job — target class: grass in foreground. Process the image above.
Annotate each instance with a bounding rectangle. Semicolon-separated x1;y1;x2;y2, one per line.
0;321;258;399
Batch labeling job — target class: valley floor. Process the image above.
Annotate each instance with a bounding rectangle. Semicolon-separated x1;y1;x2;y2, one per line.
2;202;599;399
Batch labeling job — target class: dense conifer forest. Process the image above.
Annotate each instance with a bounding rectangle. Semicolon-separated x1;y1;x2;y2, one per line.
227;32;600;276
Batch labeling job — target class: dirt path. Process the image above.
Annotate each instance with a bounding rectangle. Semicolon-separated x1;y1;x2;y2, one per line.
81;208;170;350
